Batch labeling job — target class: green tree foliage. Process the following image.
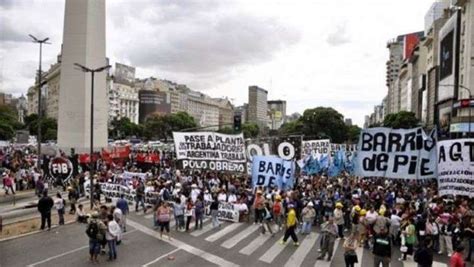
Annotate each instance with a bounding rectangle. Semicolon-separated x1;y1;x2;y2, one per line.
109;117;142;139
144;112;197;141
241;123;259;139
299;107;348;143
23;113;57;142
218;127;234;134
279;120;303;136
346;125;361;143
383;111;420;129
0;106;23;140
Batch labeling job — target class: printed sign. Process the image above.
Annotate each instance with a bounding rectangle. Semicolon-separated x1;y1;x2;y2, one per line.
173;132;246;172
251;156;295;190
246;136;302;161
217;202;240;223
353;127;437;179
437;139;474;197
48;157;74;182
302;139;330;158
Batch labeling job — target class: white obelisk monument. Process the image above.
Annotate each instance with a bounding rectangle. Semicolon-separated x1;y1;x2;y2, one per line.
58;0;108;153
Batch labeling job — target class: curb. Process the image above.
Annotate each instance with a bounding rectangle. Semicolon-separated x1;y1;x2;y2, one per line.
0;219;77;242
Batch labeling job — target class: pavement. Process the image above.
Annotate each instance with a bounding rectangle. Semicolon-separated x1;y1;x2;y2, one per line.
0;209;453;267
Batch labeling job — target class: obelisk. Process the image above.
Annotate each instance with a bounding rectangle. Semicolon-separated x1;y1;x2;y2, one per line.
58;0;108;153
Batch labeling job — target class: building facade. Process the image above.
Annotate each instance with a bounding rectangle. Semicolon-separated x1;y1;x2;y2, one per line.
267;100;287;130
248;86;268;127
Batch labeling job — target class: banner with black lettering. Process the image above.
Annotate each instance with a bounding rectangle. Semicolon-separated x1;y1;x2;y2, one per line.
217;202;240;222
353;127;437;179
437;139;474;197
173;132;246;172
302;139;330;158
251;156;295;190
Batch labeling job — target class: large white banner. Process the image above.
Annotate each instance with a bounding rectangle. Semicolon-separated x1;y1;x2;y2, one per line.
437;139;474;197
353;127;437;179
302;139;330;158
173;132;246;172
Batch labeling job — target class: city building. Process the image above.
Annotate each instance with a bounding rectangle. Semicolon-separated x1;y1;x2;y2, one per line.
215;98;234;129
344;118;353;126
235;104;248;124
267;100;287;130
247;85;268;127
0;93;12;106
108;63;139;124
187;90;220;130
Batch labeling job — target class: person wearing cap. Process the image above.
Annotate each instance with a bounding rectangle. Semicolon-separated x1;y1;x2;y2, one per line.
301;201;316;235
334;202;345;238
279;203;299;246
273;195;284;231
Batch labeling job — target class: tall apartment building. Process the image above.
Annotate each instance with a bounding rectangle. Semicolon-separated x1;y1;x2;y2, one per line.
248;86;268;127
386;37;404;114
267;100;287;130
108;63;139;124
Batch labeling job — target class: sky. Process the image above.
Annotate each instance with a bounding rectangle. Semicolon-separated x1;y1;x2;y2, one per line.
0;0;435;126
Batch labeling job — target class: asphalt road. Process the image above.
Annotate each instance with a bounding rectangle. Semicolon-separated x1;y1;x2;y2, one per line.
0;210;452;267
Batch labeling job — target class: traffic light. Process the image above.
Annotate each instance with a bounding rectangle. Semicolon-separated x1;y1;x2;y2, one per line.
233;114;242;132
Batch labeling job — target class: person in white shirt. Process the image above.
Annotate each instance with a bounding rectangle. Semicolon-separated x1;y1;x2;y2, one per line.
54;192;66;225
76;204;88;223
227;191;237;203
190;184;200;203
217;189;227;202
390;210;402;245
106;214;121;261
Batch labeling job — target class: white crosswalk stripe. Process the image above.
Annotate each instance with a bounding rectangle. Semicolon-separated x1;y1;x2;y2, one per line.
355;246;364;267
144;213;153;219
403;259;447;267
314;239;340;267
284;232;319;267
239;232;272;255
205;223;243;242
221;224;260;249
259;238;289;263
191;221;215;237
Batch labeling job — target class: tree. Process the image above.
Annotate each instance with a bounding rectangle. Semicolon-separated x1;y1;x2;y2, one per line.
383;111;420;129
0;105;23;140
218;127;234;134
279;120;303;136
346;125;361;143
241;123;259;139
24;114;57;142
109;117;142;139
299;107;348;143
144;112;197;141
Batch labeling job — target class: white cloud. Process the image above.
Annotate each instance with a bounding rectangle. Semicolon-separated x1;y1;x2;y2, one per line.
0;0;434;126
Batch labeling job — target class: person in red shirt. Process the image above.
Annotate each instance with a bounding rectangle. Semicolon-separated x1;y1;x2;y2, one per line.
450;245;466;267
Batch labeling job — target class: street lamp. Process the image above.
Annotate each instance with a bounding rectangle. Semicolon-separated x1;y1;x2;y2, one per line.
439;84;472;137
29;34;50;170
74;63;111;209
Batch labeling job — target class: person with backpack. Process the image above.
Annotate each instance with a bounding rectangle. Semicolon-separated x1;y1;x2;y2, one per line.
273;195;283;231
54;192;66;225
86;212;106;263
37;190;54;230
414;237;433;267
261;201;274;236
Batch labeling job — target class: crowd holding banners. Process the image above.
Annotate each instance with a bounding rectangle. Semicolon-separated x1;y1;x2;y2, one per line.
2;128;474;266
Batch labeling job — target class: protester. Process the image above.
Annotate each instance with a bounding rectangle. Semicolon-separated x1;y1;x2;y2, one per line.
372;231;391;267
86;212;106;263
317;216;338;261
67;186;78;214
301;201;316;235
414;238;434;267
450;245;466;267
54;192;66;225
76;204;88;223
156;201;172;240
37;190;54;230
106;214;121;261
343;232;359;267
280;203;299;246
210;194;220;228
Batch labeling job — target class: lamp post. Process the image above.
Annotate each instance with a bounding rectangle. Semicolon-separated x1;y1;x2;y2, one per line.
29;34;50;169
439;84;472;137
74;63;111;209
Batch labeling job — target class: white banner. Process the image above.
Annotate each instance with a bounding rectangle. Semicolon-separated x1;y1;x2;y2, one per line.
302;139;330;158
122;171;148;180
217;202;240;223
353;127;437;179
437;139;474;197
173;132;246;172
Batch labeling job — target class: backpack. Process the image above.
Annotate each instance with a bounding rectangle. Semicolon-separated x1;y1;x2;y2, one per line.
86;221;99;239
162;188;170;201
273;202;281;215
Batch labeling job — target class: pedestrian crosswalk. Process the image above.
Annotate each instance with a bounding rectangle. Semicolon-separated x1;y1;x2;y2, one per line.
134;211;451;267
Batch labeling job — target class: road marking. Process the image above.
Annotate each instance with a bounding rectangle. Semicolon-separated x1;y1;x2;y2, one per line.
142;248;180;267
313;239;340;267
355;246;364;267
191;220;214;237
402;259;446;267
239;233;272;255
221;224;260;249
284;232;319;267
144;214;154;219
26;229;137;267
127;219;239;267
205;223;243;242
259;238;289;263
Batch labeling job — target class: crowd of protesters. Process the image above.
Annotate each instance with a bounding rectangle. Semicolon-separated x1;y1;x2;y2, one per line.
1;145;473;267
